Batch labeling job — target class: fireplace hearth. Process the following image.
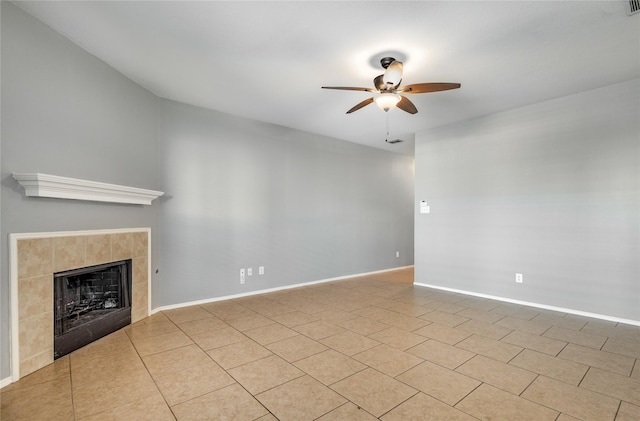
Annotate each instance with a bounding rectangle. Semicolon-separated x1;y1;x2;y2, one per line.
54;259;132;359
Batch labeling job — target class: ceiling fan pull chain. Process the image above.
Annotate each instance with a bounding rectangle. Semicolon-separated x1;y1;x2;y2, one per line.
385;112;390;141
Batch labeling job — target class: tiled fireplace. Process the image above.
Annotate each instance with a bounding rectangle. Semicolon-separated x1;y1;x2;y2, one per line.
10;228;151;381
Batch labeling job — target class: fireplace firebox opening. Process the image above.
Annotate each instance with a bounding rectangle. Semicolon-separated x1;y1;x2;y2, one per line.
53;259;132;359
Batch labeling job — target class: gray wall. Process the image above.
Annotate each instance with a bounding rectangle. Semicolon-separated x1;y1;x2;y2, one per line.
156;100;414;306
415;79;640;321
1;3;161;379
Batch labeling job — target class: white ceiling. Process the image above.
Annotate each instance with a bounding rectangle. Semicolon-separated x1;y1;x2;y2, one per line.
13;1;640;155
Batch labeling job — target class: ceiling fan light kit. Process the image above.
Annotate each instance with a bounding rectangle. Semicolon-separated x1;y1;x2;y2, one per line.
375;93;401;112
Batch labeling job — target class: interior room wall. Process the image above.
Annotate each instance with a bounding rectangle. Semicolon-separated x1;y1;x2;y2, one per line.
1;3;161;380
155;99;415;306
415;78;640;322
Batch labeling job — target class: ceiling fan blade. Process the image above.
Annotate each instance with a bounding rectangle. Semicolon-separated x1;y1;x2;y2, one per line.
346;97;374;114
397;96;418;114
400;83;461;94
322;86;376;92
373;74;385;91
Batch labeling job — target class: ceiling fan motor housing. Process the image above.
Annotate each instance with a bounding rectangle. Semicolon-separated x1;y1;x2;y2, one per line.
380;57;396;69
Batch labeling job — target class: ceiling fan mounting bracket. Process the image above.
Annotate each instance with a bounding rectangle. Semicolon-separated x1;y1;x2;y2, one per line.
380;57;396;69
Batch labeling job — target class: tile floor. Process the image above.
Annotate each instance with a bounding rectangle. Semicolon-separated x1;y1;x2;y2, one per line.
2;268;639;420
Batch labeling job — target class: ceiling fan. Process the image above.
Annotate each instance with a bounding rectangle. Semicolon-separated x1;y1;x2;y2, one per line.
322;57;461;114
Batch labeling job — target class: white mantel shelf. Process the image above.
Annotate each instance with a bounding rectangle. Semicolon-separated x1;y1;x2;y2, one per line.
12;173;164;205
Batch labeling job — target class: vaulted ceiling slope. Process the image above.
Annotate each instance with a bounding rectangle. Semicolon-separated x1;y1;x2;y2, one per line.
13;1;640;155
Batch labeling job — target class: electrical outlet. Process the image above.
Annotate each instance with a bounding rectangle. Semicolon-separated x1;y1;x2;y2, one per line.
248;268;252;276
396;251;400;258
240;269;245;284
515;273;523;283
259;266;264;275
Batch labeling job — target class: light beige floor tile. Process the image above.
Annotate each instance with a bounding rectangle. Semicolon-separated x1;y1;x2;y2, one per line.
633;363;640;380
171;383;268;421
382;392;477;421
580;367;640;405
602;337;640;359
200;302;257;320
532;313;586;331
521;376;620;421
489;303;541;320
1;376;74;421
543;325;607;349
256;375;346;421
3;355;69;392
163;306;213;324
455;354;537;395
406;339;476;369
71;351;147;387
206;339;273;369
419;310;469;327
556;414;582;421
227;354;304;394
388;303;431;317
330;368;417;417
265;334;328;362
70;331;136;366
142;343;212;378
316;402;378;420
353;344;423;377
616;401;640;421
77;391;174;421
455;319;513;340
336;316;390;335
501;330;567;356
294;349;366;385
250;302;297;318
414;323;472;345
494;315;551;335
377;312;431;331
293;320;346;340
428;301;467;314
558;343;635;376
176;316;228;336
131;330;194;357
509;349;588;385
456;383;558;420
320;331;380;356
154;360;235;406
367;326;427;350
314;308;359;323
225;313;275;332
396;360;481;405
188;326;246;350
352;306;397;320
255;414;279;421
455;334;523;362
125;320;180;340
456;307;505;324
271;310;320;327
456;297;501;312
243;323;299;345
72;367;158;419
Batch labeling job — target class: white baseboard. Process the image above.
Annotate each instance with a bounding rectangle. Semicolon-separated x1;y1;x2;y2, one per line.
1;376;13;389
152;265;414;314
414;282;640;327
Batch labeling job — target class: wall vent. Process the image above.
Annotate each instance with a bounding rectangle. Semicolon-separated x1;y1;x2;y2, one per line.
628;0;640;15
386;138;403;144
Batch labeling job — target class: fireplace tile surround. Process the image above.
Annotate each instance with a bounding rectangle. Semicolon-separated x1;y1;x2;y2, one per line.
10;229;151;381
